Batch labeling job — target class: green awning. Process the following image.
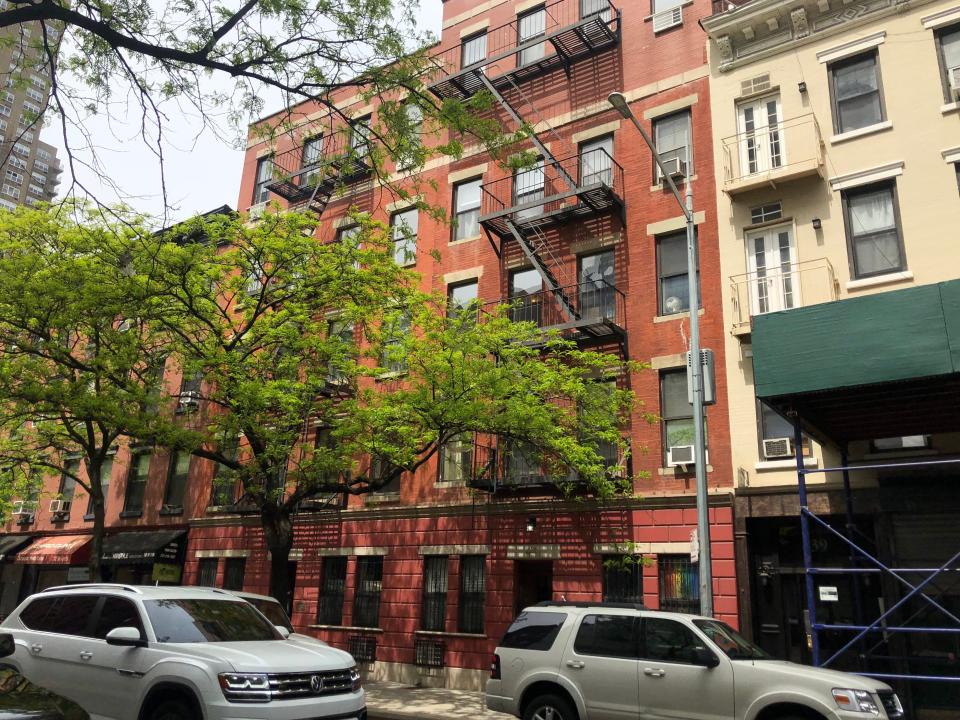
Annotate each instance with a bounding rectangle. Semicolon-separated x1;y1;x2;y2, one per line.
752;279;960;443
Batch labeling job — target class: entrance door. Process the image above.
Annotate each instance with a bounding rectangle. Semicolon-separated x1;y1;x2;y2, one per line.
579;250;616;321
514;560;553;615
737;95;785;176
745;225;799;316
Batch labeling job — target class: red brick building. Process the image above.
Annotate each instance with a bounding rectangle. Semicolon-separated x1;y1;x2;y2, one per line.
185;0;739;690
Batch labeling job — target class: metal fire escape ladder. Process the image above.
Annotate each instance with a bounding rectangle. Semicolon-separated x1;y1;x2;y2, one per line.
476;71;579;323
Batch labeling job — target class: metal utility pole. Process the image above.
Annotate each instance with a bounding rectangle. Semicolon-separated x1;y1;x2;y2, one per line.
607;91;714;617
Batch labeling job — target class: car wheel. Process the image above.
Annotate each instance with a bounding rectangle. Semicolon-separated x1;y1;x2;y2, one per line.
523;693;579;720
148;698;195;720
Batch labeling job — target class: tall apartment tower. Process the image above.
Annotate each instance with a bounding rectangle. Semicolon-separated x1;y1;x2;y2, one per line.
201;0;739;689
0;15;63;209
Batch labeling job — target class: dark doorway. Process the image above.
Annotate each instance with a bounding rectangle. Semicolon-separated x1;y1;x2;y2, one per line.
514;560;553;616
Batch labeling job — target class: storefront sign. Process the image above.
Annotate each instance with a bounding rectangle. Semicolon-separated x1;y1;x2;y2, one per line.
819;585;839;602
67;567;90;583
152;563;182;584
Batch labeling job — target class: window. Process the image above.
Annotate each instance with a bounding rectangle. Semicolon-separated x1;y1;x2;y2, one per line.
390;207;418;266
758;399;798;454
317;556;348;625
124;451;151;513
421;555;448;631
574;614;640;658
252;156;273;205
5;169;21;184
440;433;473;484
350;116;371;159
223;557;246;591
398;104;423;170
518;7;546;66
1;184;17;198
579;250;616;321
379;310;410;374
750;202;782;224
513;158;545;220
509;267;543;325
163;451;191;509
745;225;797;315
830;52;884;133
326;318;354;384
447;280;478;320
937;24;960;103
0;105;11;118
653;111;691;180
842;181;904;279
196;558;218;587
210;435;239;507
641;616;704;663
660;370;701;462
602;556;643;603
871;435;930;452
23;595;98;636
336;224;360;246
506;440;541;484
93;597;144;639
737;96;784;176
461;32;487;68
656;232;699;316
500;611;566;650
458;555;485;633
59;459;79;506
652;0;684;12
353;556;384;628
658;555;699;613
301;135;323;186
579;135;613;187
453;178;482;241
85;457;113;517
581;0;611;21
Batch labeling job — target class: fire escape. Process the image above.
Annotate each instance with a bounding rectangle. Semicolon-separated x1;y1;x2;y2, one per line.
428;0;627;492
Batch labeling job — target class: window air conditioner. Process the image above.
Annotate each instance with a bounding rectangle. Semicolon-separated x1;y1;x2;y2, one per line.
762;437;794;460
12;500;31;516
247;201;267;221
652;5;683;33
951;66;960;100
667;445;695;467
658;155;687;182
178;390;200;409
48;499;70;514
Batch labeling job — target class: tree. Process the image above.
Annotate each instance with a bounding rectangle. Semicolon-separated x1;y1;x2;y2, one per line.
136;210;643;602
0;204;166;581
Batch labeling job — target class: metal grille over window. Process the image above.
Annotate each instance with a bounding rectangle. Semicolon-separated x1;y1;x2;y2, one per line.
197;557;218;587
223;557;246;591
414;637;446;667
458;555;486;634
658;555;699;613
317;556;347;626
421;555;449;631
348;634;377;662
602;555;643;603
353;556;383;628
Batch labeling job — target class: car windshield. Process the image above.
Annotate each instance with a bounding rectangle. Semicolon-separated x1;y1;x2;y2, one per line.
248;597;294;633
693;619;771;660
144;599;282;643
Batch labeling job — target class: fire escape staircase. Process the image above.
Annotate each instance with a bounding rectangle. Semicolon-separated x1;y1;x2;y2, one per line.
264;141;370;217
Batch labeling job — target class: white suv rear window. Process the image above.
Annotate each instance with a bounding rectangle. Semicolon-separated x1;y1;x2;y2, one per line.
500;611;566;651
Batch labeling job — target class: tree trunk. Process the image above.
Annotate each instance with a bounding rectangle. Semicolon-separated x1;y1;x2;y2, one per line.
262;504;294;608
85;459;106;582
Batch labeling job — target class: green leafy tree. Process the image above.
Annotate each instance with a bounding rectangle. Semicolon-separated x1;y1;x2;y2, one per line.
0;204;167;581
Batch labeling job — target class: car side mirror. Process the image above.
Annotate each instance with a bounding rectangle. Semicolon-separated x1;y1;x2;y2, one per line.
105;626;146;648
693;646;720;668
275;625;291;639
0;633;14;658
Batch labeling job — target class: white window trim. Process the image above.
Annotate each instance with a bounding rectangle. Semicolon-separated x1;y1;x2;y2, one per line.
828;160;904;191
921;5;960;29
642;93;698;121
816;31;886;64
846;270;914;291
829;120;892;145
943;146;960;164
571;120;621;144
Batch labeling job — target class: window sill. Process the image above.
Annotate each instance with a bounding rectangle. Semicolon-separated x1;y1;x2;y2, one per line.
829;120;892;145
845;270;913;291
649;174;697;194
653;308;704;324
206;504;239;514
159;506;184;516
119;510;142;519
657;465;713;476
754;457;818;472
365;492;401;506
414;630;486;639
308;624;383;633
435;481;468;489
942;101;959;115
375;371;407;382
449;235;480;246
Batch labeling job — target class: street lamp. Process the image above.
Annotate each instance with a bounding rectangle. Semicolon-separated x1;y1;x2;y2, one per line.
607;91;714;618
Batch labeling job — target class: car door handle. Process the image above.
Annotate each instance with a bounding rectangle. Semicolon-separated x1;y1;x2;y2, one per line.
29;643;42;655
79;651;93;661
643;667;665;677
565;660;585;669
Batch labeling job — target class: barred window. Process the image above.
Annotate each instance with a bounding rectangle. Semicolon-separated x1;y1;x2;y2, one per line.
223;557;245;591
197;558;218;587
458;555;486;634
353;556;383;628
318;556;347;626
658;554;699;613
602;556;643;603
421;556;448;632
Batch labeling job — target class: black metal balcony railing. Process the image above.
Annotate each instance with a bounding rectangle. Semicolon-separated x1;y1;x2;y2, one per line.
484;280;626;340
480;148;624;237
265;132;371;207
428;0;621;101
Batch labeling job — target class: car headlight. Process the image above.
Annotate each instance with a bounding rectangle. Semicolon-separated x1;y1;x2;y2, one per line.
832;688;880;715
218;672;271;702
350;665;362;691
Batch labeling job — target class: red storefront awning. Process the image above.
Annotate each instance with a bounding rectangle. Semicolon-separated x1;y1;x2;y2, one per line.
15;534;91;565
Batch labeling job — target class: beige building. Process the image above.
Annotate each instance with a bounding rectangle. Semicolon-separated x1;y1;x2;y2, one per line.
0;17;62;209
704;0;960;713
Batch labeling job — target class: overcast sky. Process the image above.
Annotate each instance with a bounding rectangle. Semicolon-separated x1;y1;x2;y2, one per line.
45;0;443;225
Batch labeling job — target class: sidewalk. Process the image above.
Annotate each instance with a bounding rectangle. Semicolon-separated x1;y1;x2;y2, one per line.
364;680;513;720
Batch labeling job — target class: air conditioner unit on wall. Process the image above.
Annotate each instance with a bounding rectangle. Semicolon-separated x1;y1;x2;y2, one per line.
178;391;200;409
667;445;695;468
12;500;32;516
658;155;687;182
950;66;960;100
762;437;794;460
652;5;683;33
48;499;70;514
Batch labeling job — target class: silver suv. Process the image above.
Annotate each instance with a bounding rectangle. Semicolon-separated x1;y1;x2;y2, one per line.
486;602;904;720
1;584;366;720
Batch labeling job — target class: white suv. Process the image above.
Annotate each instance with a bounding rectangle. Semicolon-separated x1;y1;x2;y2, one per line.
1;584;366;720
486;603;904;720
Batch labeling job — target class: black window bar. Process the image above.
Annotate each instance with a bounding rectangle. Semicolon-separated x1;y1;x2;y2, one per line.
458;555;486;634
318;556;348;626
421;556;449;632
348;634;377;662
414;637;446;668
353;556;384;628
602;555;643;603
658;554;700;614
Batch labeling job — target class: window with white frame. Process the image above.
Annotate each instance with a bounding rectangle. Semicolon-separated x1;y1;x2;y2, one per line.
936;24;960;103
518;6;546;66
390;207;418;266
653;111;691;180
461;32;487;68
453;178;481;240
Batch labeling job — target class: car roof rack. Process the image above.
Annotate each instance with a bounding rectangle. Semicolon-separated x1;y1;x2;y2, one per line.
41;583;142;594
533;601;647;610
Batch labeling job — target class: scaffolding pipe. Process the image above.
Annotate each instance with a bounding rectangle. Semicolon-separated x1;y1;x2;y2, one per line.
794;416;820;664
798;458;960;475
